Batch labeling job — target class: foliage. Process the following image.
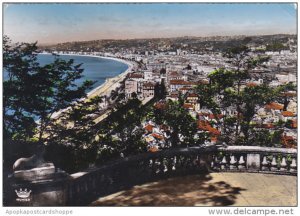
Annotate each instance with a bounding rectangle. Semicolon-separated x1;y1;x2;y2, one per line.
3;36;94;142
3;36;97;172
266;42;288;52
196;45;286;146
274;83;296;111
94;98;148;164
150;100;199;147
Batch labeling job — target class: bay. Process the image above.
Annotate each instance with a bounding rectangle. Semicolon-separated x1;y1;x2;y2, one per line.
37;54;128;92
4;54;128;119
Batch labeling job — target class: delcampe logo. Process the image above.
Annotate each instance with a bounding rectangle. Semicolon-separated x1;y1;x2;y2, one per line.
15;188;32;202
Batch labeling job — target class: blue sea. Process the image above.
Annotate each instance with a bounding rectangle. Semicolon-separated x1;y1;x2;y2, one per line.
37;54;128;92
4;54;128;120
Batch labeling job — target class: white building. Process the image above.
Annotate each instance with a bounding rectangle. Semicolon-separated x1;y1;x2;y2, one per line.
144;70;153;80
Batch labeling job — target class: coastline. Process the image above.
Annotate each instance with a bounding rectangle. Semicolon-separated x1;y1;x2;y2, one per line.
39;52;133;97
42;52;134;119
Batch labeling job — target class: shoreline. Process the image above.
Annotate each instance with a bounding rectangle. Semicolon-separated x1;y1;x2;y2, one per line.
41;52;134;119
38;52;133;97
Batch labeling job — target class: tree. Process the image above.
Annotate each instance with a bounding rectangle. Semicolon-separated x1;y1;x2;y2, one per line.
274;83;296;111
3;36;40;140
266;42;287;52
196;45;280;146
155;81;167;100
3;36;94;143
160;68;166;74
95;98;147;163
152;100;198;147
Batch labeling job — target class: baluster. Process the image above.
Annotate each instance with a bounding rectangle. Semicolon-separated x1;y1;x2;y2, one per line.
166;157;173;172
229;155;237;170
149;159;156;174
155;159;160;174
186;156;192;168
210;156;215;169
237;155;246;170
172;156;177;171
221;156;227;170
180;156;185;167
261;156;269;171
158;159;163;173
290;158;297;173
270;156;278;171
149;159;153;168
212;155;220;170
181;156;186;168
194;156;200;167
163;158;168;172
160;158;166;173
280;157;287;171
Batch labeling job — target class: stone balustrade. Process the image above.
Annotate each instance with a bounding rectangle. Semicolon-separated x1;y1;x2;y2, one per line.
211;146;297;174
7;145;297;206
66;145;297;205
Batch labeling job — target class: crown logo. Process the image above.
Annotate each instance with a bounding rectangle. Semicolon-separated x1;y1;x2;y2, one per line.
15;188;32;199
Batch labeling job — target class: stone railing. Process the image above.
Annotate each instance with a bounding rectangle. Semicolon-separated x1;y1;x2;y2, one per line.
6;146;297;206
66;146;297;205
211;146;297;174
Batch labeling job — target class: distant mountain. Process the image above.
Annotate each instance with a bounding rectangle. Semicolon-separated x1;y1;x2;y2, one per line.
39;34;297;53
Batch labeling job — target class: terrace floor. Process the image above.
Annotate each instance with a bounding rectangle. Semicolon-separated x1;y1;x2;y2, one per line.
90;173;297;206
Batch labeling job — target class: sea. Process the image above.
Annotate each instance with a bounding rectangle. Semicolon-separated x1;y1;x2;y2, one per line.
4;54;128;119
4;54;128;92
37;54;129;92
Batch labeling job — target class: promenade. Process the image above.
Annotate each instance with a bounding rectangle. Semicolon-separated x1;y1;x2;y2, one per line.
86;56;134;99
90;173;297;206
50;54;135;121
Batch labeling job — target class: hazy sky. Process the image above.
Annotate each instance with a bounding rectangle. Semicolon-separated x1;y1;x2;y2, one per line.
3;3;297;44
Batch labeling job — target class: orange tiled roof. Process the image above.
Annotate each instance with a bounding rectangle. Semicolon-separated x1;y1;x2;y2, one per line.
148;146;159;152
282;92;297;97
197;80;209;85
281;135;297;148
198;112;210;116
281;111;295;117
127;73;143;79
169;80;189;85
143;82;155;88
144;124;154;132
262;123;275;129
265;102;284;110
154;102;167;110
169;71;180;76
186;93;199;98
183;103;193;109
198;120;221;135
208;114;223;119
291;119;297;128
246;82;258;87
151;133;164;140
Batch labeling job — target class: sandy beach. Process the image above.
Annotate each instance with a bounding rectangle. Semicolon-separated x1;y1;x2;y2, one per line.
48;53;134;119
85;56;134;98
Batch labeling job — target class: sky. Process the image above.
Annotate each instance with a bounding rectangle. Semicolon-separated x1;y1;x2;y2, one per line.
3;3;297;44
